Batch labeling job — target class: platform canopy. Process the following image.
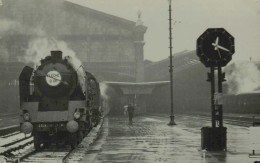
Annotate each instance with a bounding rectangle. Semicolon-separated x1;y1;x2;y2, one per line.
103;81;169;95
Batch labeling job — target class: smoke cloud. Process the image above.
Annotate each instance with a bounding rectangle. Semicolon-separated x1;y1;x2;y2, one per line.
0;18;26;61
0;19;19;33
0;18;45;37
225;61;260;94
20;37;85;90
99;83;110;115
0;45;8;61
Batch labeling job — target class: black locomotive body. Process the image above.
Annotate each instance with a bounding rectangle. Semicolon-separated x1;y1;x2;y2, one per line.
19;51;101;149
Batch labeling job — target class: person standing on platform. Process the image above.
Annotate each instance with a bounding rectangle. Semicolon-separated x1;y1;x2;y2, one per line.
123;104;128;116
127;103;134;123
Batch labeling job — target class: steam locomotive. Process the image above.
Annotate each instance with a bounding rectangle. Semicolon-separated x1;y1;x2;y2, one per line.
19;51;101;149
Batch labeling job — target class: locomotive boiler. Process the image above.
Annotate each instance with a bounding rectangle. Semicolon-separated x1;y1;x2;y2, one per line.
19;51;101;149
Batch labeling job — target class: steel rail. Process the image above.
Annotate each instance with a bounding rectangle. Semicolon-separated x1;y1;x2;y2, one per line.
0;125;20;137
1;135;32;147
180;113;252;127
1;131;20;139
0;139;33;156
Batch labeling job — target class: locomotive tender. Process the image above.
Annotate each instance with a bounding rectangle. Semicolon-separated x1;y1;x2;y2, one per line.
19;51;101;149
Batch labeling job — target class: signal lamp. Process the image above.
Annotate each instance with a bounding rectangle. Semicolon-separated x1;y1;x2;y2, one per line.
73;111;81;119
23;113;30;121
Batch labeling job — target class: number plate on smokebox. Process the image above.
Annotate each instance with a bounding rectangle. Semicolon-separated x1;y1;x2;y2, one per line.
37;123;65;128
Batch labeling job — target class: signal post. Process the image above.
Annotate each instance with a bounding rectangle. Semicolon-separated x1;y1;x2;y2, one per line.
196;28;235;151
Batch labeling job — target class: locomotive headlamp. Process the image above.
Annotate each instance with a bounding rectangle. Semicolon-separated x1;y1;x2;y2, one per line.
73;111;81;119
23;113;30;121
21;122;33;134
66;120;79;133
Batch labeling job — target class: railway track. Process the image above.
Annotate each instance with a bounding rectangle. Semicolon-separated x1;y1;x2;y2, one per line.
1;138;74;163
0;126;20;137
181;113;253;127
1;131;21;139
12;146;73;163
0;132;33;158
0;118;104;163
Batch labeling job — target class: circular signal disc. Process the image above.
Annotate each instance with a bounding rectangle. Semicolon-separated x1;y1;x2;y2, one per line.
45;70;62;86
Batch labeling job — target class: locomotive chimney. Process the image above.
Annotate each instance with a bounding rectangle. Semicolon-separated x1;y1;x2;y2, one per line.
51;50;63;61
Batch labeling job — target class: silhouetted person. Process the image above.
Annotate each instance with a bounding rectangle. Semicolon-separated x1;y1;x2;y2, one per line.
127;103;134;123
123;104;128;116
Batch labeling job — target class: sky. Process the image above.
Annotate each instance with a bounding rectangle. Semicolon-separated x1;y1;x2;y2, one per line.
67;0;260;62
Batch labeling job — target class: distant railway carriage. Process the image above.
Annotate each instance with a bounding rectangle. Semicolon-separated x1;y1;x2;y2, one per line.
223;91;260;114
19;51;101;149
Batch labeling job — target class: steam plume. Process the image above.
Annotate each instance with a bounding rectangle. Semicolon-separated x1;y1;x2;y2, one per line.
0;18;19;33
0;19;24;61
100;83;110;115
225;61;260;94
22;37;85;90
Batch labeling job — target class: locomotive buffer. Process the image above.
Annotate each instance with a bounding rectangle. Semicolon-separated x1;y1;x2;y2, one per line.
196;28;235;151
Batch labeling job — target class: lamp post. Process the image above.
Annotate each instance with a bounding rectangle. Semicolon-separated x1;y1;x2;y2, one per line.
168;0;176;126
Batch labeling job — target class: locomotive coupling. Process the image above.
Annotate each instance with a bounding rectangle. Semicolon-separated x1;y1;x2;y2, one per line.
66;120;79;133
21;122;33;134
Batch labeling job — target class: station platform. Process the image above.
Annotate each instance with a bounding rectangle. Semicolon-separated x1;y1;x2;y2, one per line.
80;114;260;163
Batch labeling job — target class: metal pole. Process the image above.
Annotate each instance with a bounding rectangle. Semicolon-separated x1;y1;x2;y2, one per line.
218;67;223;128
168;0;176;125
211;67;215;128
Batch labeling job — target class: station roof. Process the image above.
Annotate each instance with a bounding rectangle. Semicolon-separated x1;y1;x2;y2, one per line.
102;81;170;95
103;81;169;86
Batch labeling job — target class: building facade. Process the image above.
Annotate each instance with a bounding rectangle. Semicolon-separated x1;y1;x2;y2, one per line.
0;0;147;82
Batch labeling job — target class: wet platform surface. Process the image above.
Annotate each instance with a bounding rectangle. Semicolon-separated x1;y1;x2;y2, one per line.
80;114;260;163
